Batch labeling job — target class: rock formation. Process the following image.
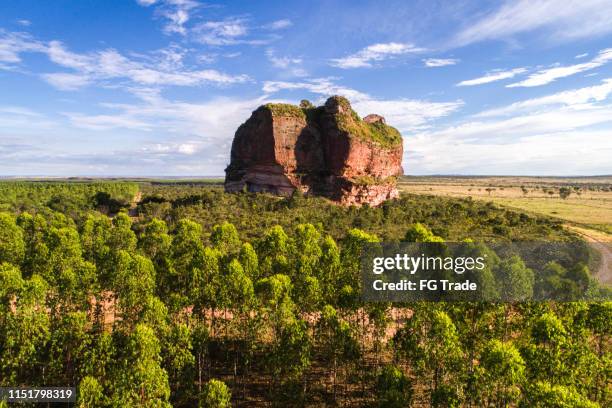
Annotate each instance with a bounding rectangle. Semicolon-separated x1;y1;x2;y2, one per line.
224;96;403;206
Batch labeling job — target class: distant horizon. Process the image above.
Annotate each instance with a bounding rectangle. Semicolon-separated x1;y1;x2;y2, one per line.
1;174;611;179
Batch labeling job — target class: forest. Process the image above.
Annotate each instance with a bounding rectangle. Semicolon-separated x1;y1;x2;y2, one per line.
0;181;610;407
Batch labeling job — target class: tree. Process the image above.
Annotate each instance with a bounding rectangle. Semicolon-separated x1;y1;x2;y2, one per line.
0;274;50;385
394;309;464;405
299;99;314;109
403;223;444;243
113;252;156;324
80;214;112;269
163;322;195;404
316;305;360;400
479;339;525;406
256;274;295;336
268;319;311;401
109;213;137;254
257;225;291;277
226;259;255;310
16;212;49;277
559;187;572;200
171;219;205;301
522;312;573;387
317;235;341;304
138;218;171;260
0;263;23;309
78;376;105;408
238;242;259;280
495;255;534;302
112;324;171;407
48;311;91;385
376;365;413;408
0;213;25;266
200;379;231;408
520;382;598;408
210;221;241;255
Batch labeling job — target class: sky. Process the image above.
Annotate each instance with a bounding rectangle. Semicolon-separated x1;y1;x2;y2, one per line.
1;0;611;176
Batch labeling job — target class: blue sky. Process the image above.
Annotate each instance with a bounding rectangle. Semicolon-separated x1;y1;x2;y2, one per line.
1;0;611;176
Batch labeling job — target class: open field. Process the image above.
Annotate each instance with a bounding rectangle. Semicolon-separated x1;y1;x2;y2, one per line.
399;176;612;235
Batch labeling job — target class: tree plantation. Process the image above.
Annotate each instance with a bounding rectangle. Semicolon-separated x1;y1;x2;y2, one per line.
0;181;610;407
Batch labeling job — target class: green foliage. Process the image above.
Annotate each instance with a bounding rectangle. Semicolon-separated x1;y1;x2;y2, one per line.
0;213;25;265
113;324;171;407
78;376;105;408
521;382;599;408
200;379;231;408
0;181;606;407
263;103;306;119
376;365;413;407
210;221;241;254
403;222;444;242
0;181;138;215
479;339;525;405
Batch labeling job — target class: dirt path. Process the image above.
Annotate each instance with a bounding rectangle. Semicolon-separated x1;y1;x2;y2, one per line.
566;225;612;286
128;190;142;217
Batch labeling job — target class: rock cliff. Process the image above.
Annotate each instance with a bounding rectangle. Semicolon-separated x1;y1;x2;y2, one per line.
224;96;403;206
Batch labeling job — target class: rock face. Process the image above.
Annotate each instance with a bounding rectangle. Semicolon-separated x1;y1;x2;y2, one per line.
225;96;403;206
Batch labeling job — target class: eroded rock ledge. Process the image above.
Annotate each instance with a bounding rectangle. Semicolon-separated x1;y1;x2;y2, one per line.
224;96;404;206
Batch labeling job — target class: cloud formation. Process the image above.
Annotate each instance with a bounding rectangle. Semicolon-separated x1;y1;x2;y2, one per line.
457;67;527;86
411;78;612;175
0;30;250;90
331;42;424;69
453;0;612;46
423;58;458;67
136;0;199;35
507;48;612;87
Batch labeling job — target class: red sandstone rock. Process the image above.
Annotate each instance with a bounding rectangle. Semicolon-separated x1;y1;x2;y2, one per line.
225;96;403;206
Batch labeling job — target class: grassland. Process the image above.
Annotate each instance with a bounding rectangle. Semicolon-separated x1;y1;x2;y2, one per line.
398;176;612;235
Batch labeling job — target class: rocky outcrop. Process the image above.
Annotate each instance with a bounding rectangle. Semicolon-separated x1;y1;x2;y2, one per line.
225;96;403;206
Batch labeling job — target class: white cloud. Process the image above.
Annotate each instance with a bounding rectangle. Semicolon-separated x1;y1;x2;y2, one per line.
262;78;369;102
262;78;462;131
0;31;250;90
16;20;31;27
409;79;612;175
331;42;425;69
423;58;458;67
0;30;45;64
193;18;249;45
575;53;589;59
453;0;612;46
42;73;92;90
457;67;527;86
64;112;153;131
263;19;292;30
507;48;612;87
136;0;199;36
477;78;612;117
265;48;306;77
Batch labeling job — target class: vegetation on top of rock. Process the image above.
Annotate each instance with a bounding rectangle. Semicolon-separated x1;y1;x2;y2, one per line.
336;110;402;148
263;97;402;148
299;99;314;109
263;103;307;119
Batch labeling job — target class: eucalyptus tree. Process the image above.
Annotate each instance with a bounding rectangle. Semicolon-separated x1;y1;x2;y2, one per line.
316;305;361;400
478;339;526;407
376;365;413;408
0;212;25;266
210;221;241;255
200;379;231;408
394;308;464;406
112;324;171;408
